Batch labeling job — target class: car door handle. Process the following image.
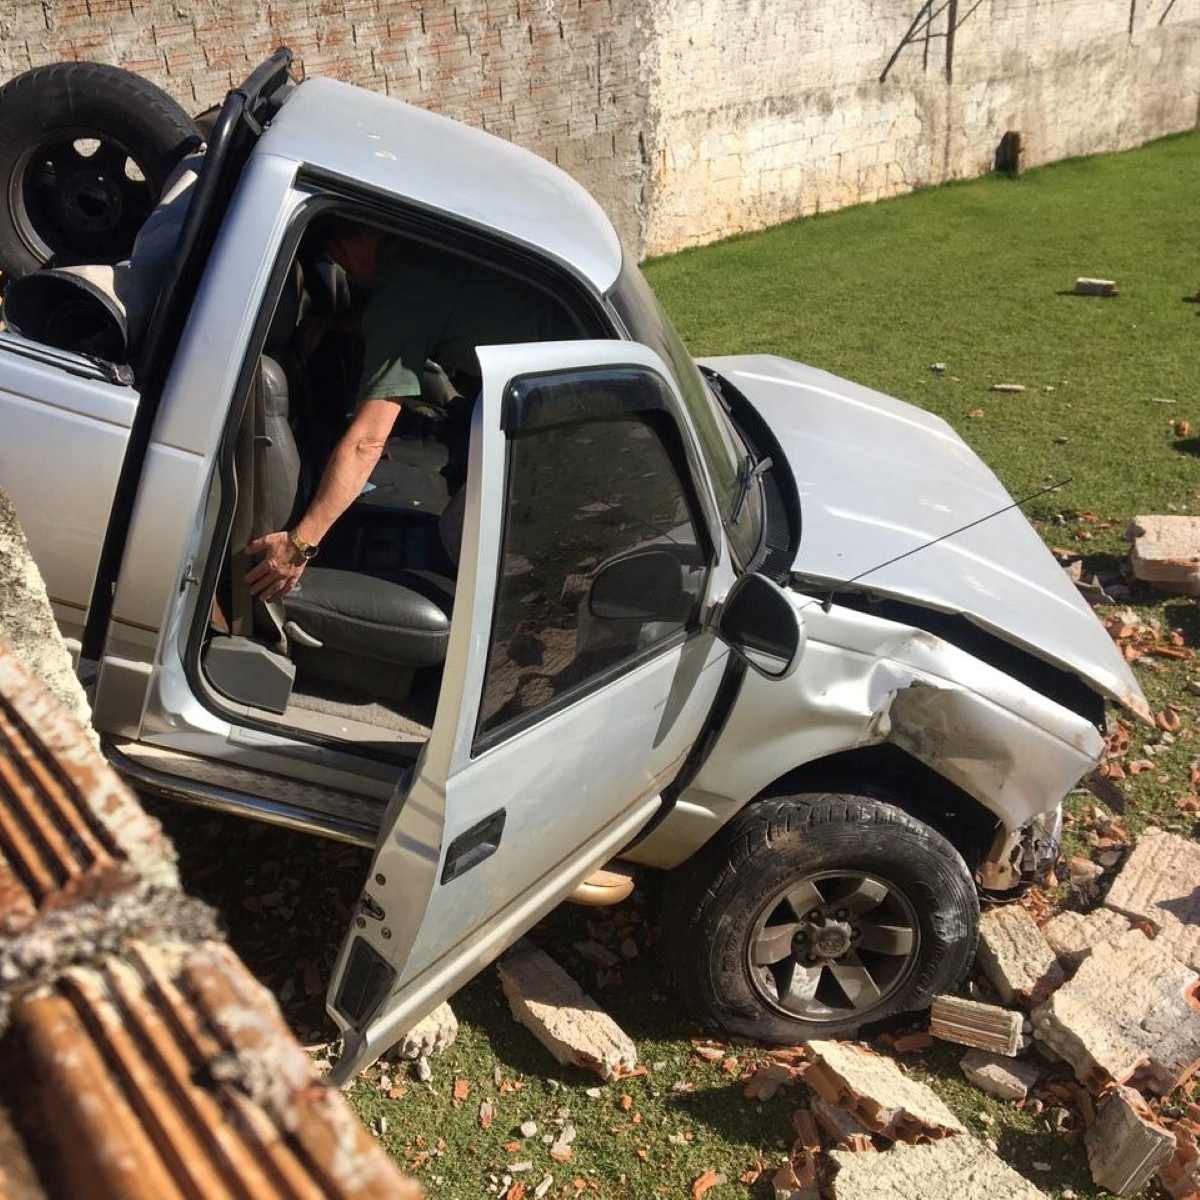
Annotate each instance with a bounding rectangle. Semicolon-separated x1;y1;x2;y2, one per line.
441;808;506;884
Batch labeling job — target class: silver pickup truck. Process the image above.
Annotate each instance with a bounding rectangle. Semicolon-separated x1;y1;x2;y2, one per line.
0;51;1146;1083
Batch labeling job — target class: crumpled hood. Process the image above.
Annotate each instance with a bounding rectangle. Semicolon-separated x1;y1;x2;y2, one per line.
703;354;1147;719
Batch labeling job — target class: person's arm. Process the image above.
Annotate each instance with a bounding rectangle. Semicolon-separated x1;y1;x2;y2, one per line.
244;396;401;600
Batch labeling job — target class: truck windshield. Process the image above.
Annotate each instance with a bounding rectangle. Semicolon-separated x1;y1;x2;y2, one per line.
607;261;764;568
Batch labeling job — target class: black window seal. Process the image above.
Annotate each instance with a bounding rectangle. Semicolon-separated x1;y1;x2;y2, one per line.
502;364;669;434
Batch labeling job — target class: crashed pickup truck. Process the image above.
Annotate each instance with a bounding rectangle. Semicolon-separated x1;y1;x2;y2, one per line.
0;50;1147;1082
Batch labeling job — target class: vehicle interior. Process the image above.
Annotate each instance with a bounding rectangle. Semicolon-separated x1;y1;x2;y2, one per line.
194;213;591;755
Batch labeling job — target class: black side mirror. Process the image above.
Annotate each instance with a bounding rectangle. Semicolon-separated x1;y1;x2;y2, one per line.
589;548;686;622
715;574;804;679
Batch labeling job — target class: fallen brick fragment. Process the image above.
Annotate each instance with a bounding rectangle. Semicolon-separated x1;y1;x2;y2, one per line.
1040;907;1132;963
803;1040;964;1140
828;1135;1048;1199
889;1031;934;1053
928;995;1023;1056
772;1157;819;1200
791;1107;821;1154
743;1062;791;1101
811;1095;877;1150
1103;828;1200;972
1085;1085;1176;1197
1158;1120;1200;1200
497;939;637;1080
1032;929;1200;1093
1127;516;1200;595
959;1048;1040;1101
976;905;1065;1005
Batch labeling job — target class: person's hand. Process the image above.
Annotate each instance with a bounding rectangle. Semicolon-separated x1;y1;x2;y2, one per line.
245;531;308;600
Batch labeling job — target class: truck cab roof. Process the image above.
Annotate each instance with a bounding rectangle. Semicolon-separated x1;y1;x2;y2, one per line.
258;76;625;293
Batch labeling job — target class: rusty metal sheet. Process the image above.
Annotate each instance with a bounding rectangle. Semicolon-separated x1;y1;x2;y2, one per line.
0;641;176;926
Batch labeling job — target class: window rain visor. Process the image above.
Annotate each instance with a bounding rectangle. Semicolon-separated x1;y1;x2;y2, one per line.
608;260;764;567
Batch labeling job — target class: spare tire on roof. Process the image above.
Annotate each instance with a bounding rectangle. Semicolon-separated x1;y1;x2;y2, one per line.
0;61;200;280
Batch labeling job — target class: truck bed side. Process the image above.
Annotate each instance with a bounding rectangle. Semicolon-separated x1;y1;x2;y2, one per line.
0;334;139;644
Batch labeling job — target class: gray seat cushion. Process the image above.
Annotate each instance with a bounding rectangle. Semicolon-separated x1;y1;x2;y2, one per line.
284;568;454;669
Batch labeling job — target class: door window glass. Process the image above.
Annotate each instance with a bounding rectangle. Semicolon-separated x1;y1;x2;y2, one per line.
477;391;707;744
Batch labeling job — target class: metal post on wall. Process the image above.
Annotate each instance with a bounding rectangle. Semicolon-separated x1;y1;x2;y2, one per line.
945;0;959;80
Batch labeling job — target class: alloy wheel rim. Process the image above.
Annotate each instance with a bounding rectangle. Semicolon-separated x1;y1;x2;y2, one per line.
746;869;920;1022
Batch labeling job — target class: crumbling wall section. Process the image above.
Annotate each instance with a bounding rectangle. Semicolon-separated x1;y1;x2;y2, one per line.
0;1;1195;257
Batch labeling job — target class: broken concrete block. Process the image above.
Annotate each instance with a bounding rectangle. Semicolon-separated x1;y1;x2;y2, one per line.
976;906;1065;1005
803;1040;964;1140
1127;516;1200;595
1075;277;1118;297
1040;907;1132;963
0;490;96;740
1086;1085;1176;1196
1103;828;1200;972
959;1048;1040;1101
1032;929;1200;1093
497;940;636;1081
829;1135;1048;1199
387;1000;458;1061
929;995;1023;1056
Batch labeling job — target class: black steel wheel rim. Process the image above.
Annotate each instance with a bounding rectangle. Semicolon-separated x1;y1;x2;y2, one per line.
12;129;157;264
746;869;920;1022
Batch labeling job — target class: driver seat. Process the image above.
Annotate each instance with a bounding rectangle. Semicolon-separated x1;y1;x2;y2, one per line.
254;355;455;702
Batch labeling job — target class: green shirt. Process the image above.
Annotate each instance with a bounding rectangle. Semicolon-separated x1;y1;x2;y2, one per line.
358;239;572;402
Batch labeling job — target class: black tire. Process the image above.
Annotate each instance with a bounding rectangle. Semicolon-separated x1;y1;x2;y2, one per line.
662;793;979;1043
0;62;199;278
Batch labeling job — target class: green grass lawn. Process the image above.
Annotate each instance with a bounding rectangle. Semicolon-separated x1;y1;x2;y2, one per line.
218;134;1199;1199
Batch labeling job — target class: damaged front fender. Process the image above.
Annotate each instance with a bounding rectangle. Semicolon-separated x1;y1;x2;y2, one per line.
637;602;1106;871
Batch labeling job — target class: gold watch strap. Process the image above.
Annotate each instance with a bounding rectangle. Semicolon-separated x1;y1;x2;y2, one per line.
287;529;319;560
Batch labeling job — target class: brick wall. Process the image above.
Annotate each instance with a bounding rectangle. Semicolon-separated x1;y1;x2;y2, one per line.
0;0;653;250
0;1;1195;257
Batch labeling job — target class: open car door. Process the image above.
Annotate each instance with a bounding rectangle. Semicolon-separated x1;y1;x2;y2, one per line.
326;340;737;1081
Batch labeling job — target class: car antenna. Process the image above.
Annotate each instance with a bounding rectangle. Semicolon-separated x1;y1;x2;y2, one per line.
819;477;1073;613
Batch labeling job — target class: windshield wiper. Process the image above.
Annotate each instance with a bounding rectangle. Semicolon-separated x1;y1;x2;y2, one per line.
729;453;772;525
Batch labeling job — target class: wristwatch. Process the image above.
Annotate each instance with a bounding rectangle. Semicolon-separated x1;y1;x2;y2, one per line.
287;529;320;561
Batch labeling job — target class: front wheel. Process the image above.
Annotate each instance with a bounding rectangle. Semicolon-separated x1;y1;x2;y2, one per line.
662;793;979;1043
